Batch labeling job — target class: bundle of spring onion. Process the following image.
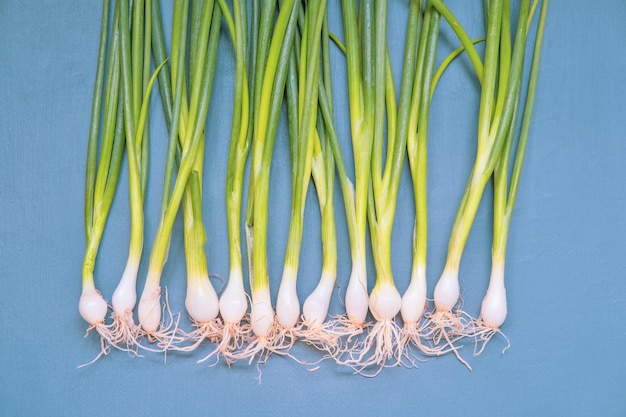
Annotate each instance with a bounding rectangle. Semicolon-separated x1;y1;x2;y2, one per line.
237;0;300;362
80;0;167;357
213;0;253;362
297;10;342;350
328;0;442;373
274;0;327;340
137;0;221;343
425;0;548;368
79;0;548;372
153;0;224;352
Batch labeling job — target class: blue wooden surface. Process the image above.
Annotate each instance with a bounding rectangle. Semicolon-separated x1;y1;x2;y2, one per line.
1;1;624;416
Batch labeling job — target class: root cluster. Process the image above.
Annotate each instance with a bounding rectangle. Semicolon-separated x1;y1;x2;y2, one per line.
81;303;509;373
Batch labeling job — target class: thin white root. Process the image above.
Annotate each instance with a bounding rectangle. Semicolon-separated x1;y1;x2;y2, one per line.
273;322;300;351
225;319;297;366
108;312;143;355
141;291;186;356
398;321;456;368
231;336;273;365
326;314;370;343
79;311;147;367
295;316;342;356
321;314;369;366
336;319;402;377
424;309;474;370
471;319;511;356
78;322;116;367
168;318;223;354
197;319;253;365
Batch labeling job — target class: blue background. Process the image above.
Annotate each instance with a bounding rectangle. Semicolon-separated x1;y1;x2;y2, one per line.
1;1;625;416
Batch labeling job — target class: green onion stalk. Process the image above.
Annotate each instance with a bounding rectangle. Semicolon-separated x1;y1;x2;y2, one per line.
80;0;127;356
137;0;221;341
167;0;225;353
426;0;535;364
277;41;303;337
236;0;299;362
398;2;451;359
474;0;548;354
149;0;202;352
198;0;254;363
298;14;342;351
108;0;166;350
275;0;327;340
332;0;375;335
315;70;367;350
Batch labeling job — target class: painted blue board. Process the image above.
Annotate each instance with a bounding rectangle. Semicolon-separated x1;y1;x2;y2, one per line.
1;1;624;416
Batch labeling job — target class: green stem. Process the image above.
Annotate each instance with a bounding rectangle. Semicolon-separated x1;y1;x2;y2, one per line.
383;0;420;200
248;0;299;293
318;11;337;276
119;0;144;261
140;0;152;199
102;99;126;232
134;60;168;183
158;0;189;220
490;0;512;139
317;82;357;259
93;6;121;214
446;0;532;269
85;0;110;242
131;0;144;126
284;0;325;273
83;96;126;286
189;0;204;90
507;0;548;217
82;3;125;286
342;0;372;266
370;0;387;198
224;0;251;274
183;171;208;278
494;0;548;263
286;48;299;180
151;0;180;222
151;0;173;125
410;5;441;273
147;2;221;279
493;97;519;262
428;0;484;82
430;38;485;99
475;0;503;155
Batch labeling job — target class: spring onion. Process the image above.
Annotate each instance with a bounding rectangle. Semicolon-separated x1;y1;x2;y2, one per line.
399;2;444;359
330;0;374;336
80;0;121;353
208;0;254;362
299;13;342;350
181;0;223;349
